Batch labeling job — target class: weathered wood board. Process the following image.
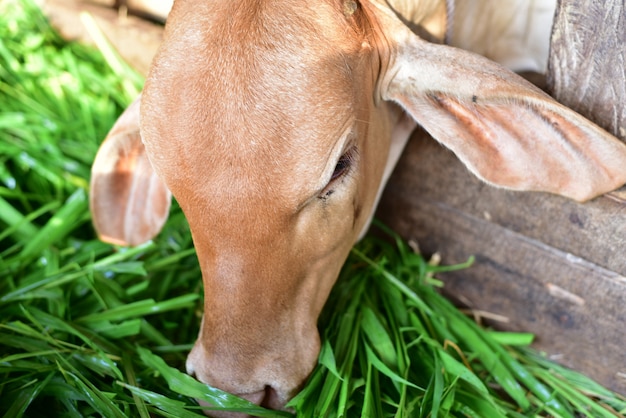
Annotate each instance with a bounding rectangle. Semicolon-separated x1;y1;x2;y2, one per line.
548;0;626;141
39;0;165;76
42;0;626;395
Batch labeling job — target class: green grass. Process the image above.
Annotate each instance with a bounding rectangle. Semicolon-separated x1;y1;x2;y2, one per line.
1;0;625;416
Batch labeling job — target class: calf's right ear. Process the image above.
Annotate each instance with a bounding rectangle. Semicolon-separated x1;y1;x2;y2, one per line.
371;2;626;202
90;95;172;246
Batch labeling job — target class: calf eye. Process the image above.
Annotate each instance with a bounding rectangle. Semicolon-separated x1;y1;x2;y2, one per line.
318;146;358;200
330;147;356;182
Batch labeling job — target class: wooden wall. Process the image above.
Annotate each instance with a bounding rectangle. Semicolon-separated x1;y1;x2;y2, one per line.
40;0;165;76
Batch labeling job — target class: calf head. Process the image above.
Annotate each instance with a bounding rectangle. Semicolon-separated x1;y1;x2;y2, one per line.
90;0;626;414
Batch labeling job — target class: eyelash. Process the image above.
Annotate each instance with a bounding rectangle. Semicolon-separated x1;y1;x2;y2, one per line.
320;147;357;199
330;149;354;181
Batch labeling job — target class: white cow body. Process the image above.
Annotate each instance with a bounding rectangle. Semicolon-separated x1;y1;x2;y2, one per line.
449;0;556;72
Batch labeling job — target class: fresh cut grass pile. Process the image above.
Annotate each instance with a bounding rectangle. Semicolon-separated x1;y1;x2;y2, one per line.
1;0;625;417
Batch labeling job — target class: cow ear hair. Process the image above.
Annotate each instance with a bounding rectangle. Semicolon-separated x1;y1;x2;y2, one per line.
372;2;626;201
90;95;172;246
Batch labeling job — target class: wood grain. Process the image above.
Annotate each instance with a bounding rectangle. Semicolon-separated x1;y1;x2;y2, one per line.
548;0;626;140
40;0;164;76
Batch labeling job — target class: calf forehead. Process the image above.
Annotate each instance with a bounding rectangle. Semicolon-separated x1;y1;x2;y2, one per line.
142;0;371;204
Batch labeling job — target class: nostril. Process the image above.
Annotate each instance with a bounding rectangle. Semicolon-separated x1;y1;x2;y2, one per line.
235;389;266;406
233;386;283;409
260;385;282;410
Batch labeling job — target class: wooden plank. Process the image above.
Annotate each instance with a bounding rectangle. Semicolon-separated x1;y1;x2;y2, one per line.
548;0;626;140
40;0;165;76
377;130;626;394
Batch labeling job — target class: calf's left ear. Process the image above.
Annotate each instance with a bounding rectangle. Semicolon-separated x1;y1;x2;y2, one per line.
376;7;626;202
90;95;172;246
